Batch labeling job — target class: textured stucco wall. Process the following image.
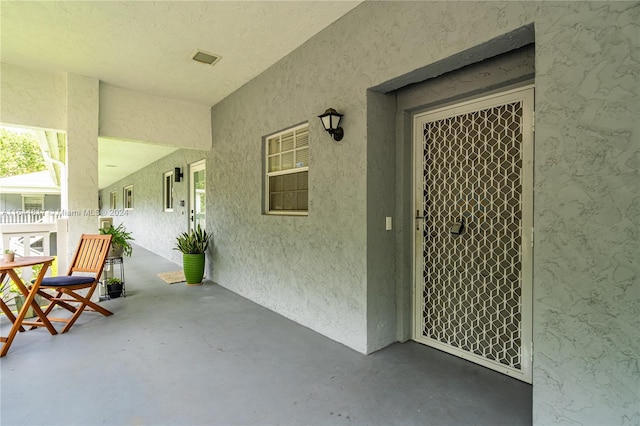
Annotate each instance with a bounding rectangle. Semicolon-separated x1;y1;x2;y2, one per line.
209;89;369;352
0;1;637;423
66;74;100;245
99;149;207;266
99;84;212;150
0;63;67;131
366;90;398;352
532;3;639;424
206;1;638;423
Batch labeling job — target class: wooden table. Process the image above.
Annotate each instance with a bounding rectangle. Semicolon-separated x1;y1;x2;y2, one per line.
0;256;58;356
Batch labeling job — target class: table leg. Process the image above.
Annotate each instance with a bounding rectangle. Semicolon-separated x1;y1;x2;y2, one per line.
1;272;28;334
0;264;57;357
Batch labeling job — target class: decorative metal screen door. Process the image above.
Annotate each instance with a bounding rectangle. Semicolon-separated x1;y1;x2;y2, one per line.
413;86;534;383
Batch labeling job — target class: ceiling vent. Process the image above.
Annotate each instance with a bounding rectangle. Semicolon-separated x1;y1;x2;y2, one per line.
191;49;221;66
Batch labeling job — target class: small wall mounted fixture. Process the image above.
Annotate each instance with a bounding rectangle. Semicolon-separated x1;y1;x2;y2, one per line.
174;167;184;182
318;108;344;141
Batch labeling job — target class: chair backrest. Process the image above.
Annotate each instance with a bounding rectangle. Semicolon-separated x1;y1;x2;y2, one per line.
67;234;113;277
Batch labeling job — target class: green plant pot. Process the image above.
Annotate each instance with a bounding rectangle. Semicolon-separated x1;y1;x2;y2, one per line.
14;294;43;318
183;253;205;285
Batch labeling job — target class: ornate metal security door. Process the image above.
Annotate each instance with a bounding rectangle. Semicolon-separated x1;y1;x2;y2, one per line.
413;87;534;383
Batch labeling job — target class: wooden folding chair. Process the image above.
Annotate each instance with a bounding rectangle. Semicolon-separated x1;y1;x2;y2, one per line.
26;234;113;333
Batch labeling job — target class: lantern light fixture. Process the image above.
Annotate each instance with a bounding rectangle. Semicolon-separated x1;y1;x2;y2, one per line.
318;108;344;141
174;167;184;183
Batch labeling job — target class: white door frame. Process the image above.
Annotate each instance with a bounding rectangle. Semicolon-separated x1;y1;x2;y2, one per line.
412;85;534;383
189;159;206;231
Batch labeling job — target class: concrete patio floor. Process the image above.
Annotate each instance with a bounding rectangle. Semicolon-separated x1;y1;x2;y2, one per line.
1;244;532;425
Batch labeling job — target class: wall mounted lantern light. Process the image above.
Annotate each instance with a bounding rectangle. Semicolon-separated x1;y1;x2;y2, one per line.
318;108;344;141
174;167;184;182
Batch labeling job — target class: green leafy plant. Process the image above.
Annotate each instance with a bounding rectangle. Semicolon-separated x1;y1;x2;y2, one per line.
2;249;15;262
31;257;58;278
99;223;134;257
174;225;211;254
106;277;122;286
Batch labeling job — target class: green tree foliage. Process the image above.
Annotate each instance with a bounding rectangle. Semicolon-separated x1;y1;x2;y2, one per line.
0;128;46;177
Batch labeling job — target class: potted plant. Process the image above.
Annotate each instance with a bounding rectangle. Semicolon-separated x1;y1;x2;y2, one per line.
174;225;211;285
0;279;42;318
3;249;15;262
105;277;123;298
99;223;134;258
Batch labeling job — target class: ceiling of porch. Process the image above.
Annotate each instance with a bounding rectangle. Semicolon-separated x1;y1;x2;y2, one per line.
1;1;362;189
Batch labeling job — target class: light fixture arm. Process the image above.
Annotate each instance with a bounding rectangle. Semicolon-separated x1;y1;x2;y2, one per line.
330;126;344;142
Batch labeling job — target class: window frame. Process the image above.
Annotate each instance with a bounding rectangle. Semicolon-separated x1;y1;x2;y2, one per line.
264;123;309;216
163;171;174;212
123;185;134;210
109;191;117;209
22;194;44;211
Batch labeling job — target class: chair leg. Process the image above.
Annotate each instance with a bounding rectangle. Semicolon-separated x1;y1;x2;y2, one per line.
37;289;77;313
28;289;76;330
59;288;113;334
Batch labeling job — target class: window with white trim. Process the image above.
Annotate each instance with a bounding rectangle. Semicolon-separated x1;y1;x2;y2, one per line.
22;195;44;211
123;185;133;210
265;124;309;215
109;191;117;209
163;171;174;212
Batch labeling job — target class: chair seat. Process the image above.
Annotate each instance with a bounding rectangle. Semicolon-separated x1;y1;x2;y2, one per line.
30;234;113;334
39;275;96;287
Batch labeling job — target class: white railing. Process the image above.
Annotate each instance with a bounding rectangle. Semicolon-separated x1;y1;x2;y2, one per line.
0;210;63;224
0;218;68;283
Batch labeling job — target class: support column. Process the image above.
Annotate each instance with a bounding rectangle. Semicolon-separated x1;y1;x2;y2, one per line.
65;74;100;252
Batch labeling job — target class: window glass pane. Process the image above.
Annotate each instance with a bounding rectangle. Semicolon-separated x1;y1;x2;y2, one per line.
268;138;279;155
270;193;283;210
194;170;205;190
296;148;309;167
165;176;170;207
281;132;294;152
281;152;294;170
23;196;43;210
268;156;280;172
283;192;296;210
296;129;309;147
269;175;283;192
124;186;133;209
298;171;308;190
164;174;173;210
283;174;297;191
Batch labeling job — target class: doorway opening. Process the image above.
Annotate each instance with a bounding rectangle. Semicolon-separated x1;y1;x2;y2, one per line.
412;86;534;383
